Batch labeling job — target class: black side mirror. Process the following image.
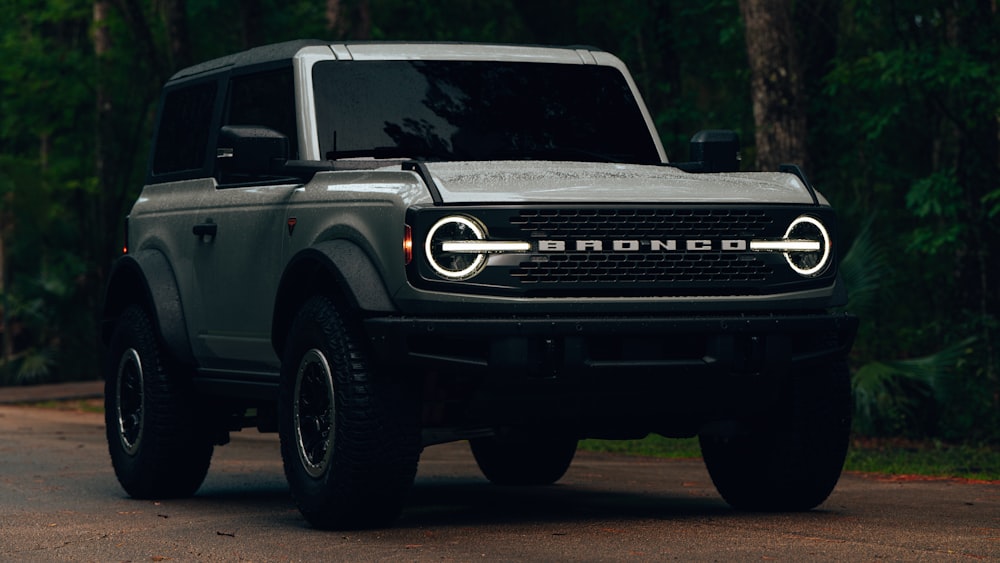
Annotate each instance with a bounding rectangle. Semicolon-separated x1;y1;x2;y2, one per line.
668;129;741;173
689;130;740;173
217;125;289;177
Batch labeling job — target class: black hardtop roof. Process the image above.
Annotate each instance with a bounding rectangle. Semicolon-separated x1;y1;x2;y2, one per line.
168;40;608;83
169;39;327;82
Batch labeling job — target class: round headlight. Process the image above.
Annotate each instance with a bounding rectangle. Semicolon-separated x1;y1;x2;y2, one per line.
784;216;831;276
425;216;488;280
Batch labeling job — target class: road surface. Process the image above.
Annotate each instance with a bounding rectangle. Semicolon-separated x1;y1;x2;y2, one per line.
1;404;997;561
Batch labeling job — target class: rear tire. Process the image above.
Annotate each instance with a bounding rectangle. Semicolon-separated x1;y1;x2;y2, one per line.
105;305;213;499
470;431;578;486
699;356;851;511
278;295;420;529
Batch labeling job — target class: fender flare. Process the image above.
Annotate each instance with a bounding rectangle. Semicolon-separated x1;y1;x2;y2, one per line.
102;250;194;366
271;239;396;356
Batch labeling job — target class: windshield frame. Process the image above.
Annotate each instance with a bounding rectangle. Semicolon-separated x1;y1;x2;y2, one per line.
302;55;666;165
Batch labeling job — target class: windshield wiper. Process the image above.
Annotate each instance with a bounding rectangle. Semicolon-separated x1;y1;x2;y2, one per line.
326;146;455;161
326;146;412;160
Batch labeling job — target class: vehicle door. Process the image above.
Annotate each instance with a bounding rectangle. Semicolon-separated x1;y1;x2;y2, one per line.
186;68;300;375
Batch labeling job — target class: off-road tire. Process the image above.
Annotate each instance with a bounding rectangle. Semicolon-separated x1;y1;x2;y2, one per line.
105;305;213;499
699;352;851;511
470;432;578;486
278;295;420;530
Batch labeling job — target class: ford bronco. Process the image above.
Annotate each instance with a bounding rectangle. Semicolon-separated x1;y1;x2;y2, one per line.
102;40;857;529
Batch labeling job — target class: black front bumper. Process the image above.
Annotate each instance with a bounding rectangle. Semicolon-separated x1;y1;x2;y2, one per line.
363;312;858;432
366;313;856;373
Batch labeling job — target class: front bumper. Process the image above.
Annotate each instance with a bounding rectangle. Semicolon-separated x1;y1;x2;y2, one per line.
364;312;858;432
366;312;856;373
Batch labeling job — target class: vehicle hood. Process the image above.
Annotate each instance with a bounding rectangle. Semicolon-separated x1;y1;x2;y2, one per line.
425;161;822;205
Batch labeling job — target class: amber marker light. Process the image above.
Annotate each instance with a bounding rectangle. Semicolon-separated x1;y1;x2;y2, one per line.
122;216;130;254
403;224;413;265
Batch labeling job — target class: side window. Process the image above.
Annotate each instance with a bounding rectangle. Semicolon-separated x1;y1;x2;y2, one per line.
151;82;217;176
225;69;298;159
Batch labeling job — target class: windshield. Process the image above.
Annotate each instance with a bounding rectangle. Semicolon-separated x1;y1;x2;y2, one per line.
312;60;661;164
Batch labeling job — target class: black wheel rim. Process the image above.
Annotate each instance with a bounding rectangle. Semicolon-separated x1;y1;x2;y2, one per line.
116;348;144;456
294;348;335;478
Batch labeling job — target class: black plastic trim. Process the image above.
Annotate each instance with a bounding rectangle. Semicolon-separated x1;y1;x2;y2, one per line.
271;240;397;355
193;373;280;401
778;163;819;205
102;251;195;366
403;160;443;204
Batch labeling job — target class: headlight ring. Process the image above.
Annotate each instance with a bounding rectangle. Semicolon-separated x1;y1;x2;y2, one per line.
782;215;831;276
424;215;488;280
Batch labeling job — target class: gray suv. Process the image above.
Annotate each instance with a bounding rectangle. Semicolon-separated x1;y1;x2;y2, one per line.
102;40;857;529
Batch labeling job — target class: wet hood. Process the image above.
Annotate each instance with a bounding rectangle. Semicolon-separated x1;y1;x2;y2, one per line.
425;161;823;205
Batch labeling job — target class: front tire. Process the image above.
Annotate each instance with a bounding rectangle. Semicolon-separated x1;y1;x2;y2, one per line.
278;295;420;529
470;431;578;486
105;305;213;499
699;356;852;511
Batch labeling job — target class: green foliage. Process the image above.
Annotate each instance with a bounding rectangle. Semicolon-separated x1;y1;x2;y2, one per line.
0;2;93;147
819;0;1000;443
837;217;887;315
580;436;702;459
839;214;992;442
905;170;964;255
851;338;976;438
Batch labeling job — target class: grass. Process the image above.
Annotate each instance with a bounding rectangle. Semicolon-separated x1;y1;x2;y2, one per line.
845;437;1000;481
580;435;703;459
579;435;1000;482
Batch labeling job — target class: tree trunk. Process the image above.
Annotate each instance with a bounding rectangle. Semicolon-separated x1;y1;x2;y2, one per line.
162;0;192;70
94;0;112;203
91;0;115;367
326;0;371;39
326;0;340;33
240;0;263;49
111;0;164;82
739;0;808;172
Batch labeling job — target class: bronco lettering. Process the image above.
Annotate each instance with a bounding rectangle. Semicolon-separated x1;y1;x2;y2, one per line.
536;239;750;252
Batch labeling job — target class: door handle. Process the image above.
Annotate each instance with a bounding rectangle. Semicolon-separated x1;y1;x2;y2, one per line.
193;222;218;238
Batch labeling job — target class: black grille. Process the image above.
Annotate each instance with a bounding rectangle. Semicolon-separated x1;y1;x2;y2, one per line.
512;253;773;284
510;208;773;238
509;209;774;287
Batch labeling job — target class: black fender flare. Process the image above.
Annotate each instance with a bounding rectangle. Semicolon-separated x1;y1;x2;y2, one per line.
102;250;194;366
271;239;396;356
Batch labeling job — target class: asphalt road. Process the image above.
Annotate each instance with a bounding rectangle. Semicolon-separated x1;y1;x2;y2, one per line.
1;404;997;561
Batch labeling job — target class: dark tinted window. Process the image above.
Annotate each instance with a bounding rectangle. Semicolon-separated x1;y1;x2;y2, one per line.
312;60;660;164
152;82;216;175
226;69;298;158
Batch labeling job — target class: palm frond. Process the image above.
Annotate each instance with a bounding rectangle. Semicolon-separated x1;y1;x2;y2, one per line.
852;338;977;435
838;216;889;315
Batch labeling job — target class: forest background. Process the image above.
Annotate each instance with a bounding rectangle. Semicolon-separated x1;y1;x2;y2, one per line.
0;0;998;444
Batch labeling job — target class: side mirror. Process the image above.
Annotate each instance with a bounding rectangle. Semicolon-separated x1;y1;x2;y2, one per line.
689;130;740;173
217;125;289;177
668;129;741;173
